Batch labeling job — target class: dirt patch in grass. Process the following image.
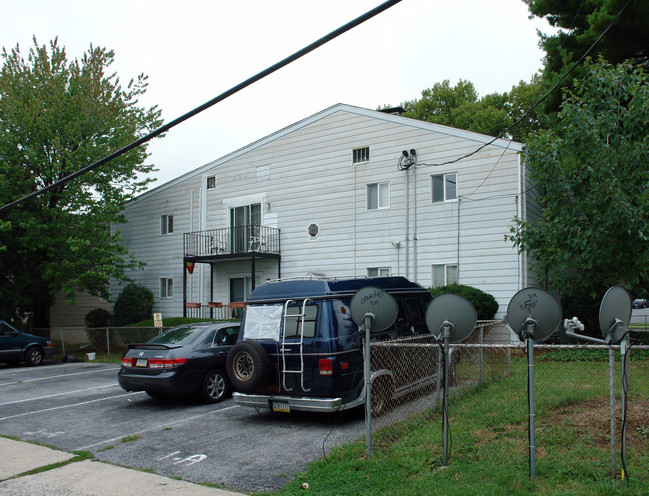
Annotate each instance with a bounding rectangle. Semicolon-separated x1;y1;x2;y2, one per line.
547;396;649;451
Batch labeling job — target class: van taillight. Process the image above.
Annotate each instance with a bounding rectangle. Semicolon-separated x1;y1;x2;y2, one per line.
319;358;333;376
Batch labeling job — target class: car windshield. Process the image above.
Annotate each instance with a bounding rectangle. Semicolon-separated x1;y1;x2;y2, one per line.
148;326;204;345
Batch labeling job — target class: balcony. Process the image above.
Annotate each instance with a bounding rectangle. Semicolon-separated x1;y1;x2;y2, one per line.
183;225;280;262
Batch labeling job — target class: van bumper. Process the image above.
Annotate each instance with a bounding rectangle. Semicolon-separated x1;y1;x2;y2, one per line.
232;392;344;413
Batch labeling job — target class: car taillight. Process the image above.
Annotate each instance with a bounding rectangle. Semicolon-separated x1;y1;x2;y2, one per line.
147;358;188;369
121;357;135;368
319;358;333;376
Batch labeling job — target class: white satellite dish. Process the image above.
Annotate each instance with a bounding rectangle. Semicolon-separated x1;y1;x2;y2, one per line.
425;293;477;466
506;288;562;342
350;286;399;460
506;287;562;478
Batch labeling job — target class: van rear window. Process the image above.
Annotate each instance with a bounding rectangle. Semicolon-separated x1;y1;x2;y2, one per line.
284;304;318;339
243;305;283;341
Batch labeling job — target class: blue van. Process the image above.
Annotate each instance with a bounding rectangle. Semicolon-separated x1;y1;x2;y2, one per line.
226;276;434;414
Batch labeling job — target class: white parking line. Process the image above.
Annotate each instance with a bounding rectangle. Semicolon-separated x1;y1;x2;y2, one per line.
0;384;120;406
76;404;241;451
0;391;143;421
0;367;120;387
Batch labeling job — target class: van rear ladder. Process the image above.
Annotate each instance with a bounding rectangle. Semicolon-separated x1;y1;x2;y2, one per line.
280;299;312;393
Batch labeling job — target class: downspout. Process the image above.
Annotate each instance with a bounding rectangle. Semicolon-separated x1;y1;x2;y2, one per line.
413;164;417;283
352;162;357;275
405;166;410;279
517;153;524;290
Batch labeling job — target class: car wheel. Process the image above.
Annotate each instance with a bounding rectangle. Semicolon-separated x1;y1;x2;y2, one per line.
371;376;393;417
227;341;271;392
25;346;44;366
200;369;229;403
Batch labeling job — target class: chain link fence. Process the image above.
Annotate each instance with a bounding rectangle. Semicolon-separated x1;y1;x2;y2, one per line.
368;337;649;480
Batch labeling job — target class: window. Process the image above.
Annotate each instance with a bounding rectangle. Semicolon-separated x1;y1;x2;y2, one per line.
353;147;370;164
161;214;174;235
160;278;173;298
206;176;216;190
367;267;390;277
432;173;458;202
432;264;458;288
367;182;390;210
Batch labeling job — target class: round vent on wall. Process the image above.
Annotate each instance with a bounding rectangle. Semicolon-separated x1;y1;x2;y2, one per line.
307;223;319;239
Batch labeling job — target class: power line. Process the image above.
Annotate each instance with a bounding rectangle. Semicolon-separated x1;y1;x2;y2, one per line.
0;0;402;214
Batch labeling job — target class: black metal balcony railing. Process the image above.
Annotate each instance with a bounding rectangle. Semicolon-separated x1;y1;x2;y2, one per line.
184;225;280;258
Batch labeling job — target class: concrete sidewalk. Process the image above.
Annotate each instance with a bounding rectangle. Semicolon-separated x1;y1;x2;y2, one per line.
0;437;244;495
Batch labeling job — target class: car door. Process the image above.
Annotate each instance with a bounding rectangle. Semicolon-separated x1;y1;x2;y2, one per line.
0;322;23;362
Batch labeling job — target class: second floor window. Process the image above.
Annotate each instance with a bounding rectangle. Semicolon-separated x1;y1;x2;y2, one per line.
161;214;174;235
353;147;370;164
432;173;458;202
206;176;216;190
367;182;390;210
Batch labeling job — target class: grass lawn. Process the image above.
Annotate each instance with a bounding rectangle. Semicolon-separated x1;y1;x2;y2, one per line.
264;357;649;496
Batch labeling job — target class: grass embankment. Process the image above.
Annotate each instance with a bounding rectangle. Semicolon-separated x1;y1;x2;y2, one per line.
265;357;649;496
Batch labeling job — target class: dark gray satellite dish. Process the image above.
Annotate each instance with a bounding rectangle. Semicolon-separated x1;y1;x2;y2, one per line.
506;288;562;343
425;293;477;343
350;286;398;460
425;293;477;466
599;286;632;344
350;286;398;332
505;287;562;479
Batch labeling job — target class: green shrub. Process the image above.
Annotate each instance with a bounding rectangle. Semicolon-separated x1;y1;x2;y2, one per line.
429;283;499;320
112;283;154;327
84;308;112;328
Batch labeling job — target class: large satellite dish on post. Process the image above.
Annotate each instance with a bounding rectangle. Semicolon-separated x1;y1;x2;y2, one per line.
506;287;562;478
425;293;477;466
350;286;399;459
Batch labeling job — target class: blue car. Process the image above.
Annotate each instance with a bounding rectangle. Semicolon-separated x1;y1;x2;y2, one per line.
0;320;55;366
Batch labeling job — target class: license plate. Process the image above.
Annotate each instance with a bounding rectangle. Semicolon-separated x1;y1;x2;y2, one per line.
136;358;148;367
272;401;290;413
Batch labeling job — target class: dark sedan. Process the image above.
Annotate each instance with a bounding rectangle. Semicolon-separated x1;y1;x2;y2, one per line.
118;321;240;403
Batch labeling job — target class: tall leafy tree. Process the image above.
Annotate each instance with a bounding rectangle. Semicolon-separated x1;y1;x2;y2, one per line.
398;78;545;143
0;38;163;327
509;60;649;304
524;0;649;112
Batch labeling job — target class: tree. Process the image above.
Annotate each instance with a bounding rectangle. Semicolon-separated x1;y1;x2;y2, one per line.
0;38;163;328
398;78;546;143
508;60;649;305
524;0;649;112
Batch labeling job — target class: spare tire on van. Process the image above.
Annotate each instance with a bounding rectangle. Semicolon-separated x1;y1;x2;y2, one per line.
227;341;271;392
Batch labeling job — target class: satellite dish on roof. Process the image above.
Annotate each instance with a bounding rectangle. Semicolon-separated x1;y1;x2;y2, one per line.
599;286;632;344
350;286;398;332
506;288;562;343
425;294;477;343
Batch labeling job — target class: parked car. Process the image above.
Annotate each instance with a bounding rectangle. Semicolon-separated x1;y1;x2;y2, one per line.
118;321;240;403
227;276;439;415
0;320;55;366
632;298;647;309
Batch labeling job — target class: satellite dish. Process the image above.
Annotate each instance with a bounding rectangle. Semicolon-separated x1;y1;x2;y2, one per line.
599;286;632;344
350;286;398;332
425;294;477;343
506;288;562;342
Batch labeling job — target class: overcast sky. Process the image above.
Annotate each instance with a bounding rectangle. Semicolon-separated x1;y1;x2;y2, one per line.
3;0;556;189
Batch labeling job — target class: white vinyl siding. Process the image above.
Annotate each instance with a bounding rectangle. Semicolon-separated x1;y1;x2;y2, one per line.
112;104;532;321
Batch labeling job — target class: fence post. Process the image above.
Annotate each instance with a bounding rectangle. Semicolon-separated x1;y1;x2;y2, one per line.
106;328;110;358
479;326;484;384
59;328;66;356
608;347;616;477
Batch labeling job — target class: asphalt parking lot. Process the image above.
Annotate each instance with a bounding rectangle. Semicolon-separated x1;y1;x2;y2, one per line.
0;361;364;493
